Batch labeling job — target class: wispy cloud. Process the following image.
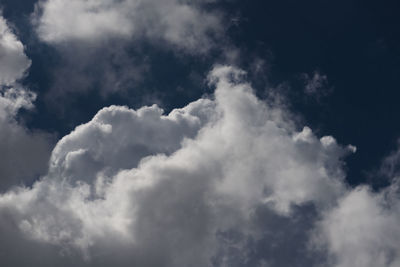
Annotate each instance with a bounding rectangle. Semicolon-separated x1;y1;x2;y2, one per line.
0;15;53;190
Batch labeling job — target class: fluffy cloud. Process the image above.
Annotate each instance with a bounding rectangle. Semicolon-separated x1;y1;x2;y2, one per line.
310;138;400;267
0;66;358;266
4;63;400;267
314;184;400;267
3;2;400;266
33;0;223;53
49;97;215;184
0;15;53;190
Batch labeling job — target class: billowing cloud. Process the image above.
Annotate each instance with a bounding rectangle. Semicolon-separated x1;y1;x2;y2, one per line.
310;136;400;267
0;15;53;190
314;184;400;267
0;65;359;266
2;1;400;266
33;0;223;53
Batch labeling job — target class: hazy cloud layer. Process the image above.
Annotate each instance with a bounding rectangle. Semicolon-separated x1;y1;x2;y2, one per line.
0;15;53;190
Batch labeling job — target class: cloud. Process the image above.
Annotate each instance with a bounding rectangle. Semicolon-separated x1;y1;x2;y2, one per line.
302;71;332;99
0;65;358;266
314;184;400;267
41;41;150;99
31;0;226;103
376;140;400;182
0;16;31;85
4;61;400;267
0;88;53;191
311;139;400;267
32;0;223;53
3;2;400;266
49;98;215;184
0;15;53;191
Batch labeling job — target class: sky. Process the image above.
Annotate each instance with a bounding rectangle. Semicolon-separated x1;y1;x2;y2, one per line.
1;0;400;266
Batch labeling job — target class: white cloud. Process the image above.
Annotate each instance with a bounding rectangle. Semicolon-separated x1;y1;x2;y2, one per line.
49;98;215;184
0;65;356;266
0;16;31;85
3;2;400;266
33;0;223;53
0;15;53;191
0;87;53;191
314;184;400;267
5;61;400;267
31;0;225;100
309;138;400;267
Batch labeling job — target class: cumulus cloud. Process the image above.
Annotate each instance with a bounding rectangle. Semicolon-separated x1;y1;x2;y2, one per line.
0;15;53;190
33;0;223;53
0;65;360;266
310;137;400;267
2;2;399;266
314;184;400;267
4;62;400;267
